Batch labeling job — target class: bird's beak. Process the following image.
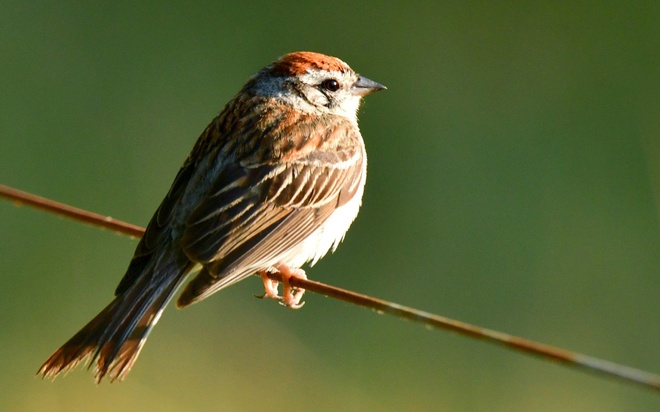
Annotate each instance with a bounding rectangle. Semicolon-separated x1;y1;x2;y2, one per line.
352;76;387;96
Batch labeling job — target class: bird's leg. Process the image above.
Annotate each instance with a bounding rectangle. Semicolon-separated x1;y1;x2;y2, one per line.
276;264;307;309
257;266;307;309
258;270;281;300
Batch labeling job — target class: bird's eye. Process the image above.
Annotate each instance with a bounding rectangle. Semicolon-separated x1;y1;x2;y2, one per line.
321;79;340;92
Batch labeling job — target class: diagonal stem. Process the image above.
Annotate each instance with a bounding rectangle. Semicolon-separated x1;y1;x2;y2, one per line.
0;184;144;238
1;183;659;391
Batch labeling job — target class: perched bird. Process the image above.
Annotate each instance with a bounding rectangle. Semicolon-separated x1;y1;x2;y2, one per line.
38;51;385;382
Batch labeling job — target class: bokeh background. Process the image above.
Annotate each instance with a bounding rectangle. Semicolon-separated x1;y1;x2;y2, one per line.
1;2;659;411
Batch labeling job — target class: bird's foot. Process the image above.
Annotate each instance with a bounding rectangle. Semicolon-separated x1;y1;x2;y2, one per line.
257;265;307;309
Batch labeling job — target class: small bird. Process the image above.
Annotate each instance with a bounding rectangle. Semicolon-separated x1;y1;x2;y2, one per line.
38;51;385;382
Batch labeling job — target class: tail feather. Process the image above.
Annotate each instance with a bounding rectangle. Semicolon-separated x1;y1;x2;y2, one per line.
38;254;191;383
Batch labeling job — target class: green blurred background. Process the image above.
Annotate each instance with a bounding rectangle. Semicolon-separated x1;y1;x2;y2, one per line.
1;2;659;411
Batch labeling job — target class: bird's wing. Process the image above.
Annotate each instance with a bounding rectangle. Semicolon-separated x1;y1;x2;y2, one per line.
114;112;228;296
176;116;364;307
114;159;196;296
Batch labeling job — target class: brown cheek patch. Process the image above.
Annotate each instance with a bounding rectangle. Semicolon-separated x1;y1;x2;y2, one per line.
271;51;349;76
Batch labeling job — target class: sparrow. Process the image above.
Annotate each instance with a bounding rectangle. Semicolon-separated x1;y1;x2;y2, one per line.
37;51;385;382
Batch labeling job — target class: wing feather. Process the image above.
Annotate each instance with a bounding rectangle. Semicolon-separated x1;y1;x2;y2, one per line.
176;117;364;307
115;161;195;295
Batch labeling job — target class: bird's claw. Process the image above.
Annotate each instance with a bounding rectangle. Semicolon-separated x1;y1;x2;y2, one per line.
258;266;307;309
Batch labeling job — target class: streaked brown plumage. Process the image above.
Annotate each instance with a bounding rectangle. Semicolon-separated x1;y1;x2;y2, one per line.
38;51;385;382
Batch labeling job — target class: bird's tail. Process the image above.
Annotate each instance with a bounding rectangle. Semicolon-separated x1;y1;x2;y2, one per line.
37;253;191;383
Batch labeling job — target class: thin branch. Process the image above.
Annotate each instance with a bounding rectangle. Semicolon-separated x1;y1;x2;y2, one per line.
1;183;659;392
0;185;143;238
